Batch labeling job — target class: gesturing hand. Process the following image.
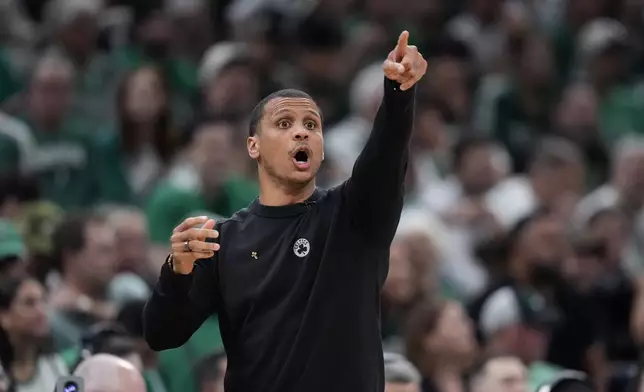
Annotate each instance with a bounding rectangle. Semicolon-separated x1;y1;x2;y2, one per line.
170;216;220;274
383;30;427;91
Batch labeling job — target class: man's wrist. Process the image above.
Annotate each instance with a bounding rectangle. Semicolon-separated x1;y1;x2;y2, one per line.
167;254;193;275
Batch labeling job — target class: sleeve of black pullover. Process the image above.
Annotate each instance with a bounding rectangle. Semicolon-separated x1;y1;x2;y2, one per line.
142;252;220;351
341;77;416;245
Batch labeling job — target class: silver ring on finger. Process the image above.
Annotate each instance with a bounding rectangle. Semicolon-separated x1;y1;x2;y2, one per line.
183;241;192;252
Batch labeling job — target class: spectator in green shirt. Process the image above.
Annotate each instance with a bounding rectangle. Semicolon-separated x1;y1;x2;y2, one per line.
577;19;644;143
0;55;99;210
115;6;196;127
43;0;121;128
145;116;258;243
94;66;179;205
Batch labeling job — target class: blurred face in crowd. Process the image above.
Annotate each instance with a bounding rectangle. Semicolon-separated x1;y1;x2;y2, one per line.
124;67;167;125
590;46;628;86
383;241;415;306
71;221;117;288
59;12;99;60
588;209;629;266
205;63;260;117
469;0;503;22
0;279;48;339
315;0;356;17
299;48;342;85
457;143;501;195
472;356;527;392
137;11;173;59
406;0;443;24
513;215;572;287
487;324;549;365
403;232;439;295
530;159;585;210
412;106;446;151
613;147;644;205
519;36;554;86
28;58;73;126
554;84;598;143
170;9;212;60
364;0;401;23
567;0;603;24
192;123;235;191
248;97;324;187
424;303;477;363
111;211;150;273
425;58;469;121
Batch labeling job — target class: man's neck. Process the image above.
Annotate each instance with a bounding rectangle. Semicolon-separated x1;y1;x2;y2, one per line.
258;175;316;206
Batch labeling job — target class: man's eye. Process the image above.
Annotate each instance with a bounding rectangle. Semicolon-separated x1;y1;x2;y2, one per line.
278;120;291;128
304;121;317;130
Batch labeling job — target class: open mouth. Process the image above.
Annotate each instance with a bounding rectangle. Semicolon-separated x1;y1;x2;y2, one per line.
292;147;311;170
294;150;309;163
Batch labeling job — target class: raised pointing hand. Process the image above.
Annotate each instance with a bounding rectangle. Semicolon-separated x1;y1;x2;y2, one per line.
170;216;220;274
383;31;428;91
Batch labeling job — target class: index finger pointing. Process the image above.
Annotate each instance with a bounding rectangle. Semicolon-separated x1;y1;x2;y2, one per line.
173;216;208;233
396;30;409;60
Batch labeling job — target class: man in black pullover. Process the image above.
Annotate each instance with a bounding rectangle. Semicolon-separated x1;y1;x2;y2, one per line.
142;31;427;392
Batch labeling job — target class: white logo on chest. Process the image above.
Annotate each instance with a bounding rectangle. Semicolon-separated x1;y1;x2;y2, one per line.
293;238;310;258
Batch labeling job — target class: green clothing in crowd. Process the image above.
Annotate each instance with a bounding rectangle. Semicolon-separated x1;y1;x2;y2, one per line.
146;176;258;243
58;316;224;392
91;129;147;206
157;317;224;392
0;113;98;209
44;46;121;128
528;361;562;392
0;47;21;103
599;84;644;142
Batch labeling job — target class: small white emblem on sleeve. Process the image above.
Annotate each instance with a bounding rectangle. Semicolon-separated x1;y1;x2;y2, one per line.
293;238;310;258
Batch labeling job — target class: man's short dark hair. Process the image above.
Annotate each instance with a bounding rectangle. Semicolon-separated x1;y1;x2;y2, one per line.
248;89;318;137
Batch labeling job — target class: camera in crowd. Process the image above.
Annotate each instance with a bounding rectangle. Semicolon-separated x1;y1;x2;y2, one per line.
55;376;83;392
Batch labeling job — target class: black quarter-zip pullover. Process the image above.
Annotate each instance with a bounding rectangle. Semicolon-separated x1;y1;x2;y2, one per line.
143;78;416;392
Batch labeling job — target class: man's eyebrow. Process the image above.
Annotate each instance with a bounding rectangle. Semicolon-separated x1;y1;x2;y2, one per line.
270;108;321;119
305;109;322;119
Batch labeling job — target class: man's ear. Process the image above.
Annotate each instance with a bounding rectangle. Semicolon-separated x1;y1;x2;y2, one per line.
247;136;260;159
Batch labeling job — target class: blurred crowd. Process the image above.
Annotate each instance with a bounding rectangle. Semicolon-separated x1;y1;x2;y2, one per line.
2;0;644;391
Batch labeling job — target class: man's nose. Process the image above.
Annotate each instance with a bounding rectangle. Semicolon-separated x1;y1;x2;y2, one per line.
293;128;309;141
